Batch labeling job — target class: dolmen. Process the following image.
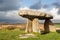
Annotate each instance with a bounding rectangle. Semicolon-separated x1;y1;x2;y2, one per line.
18;9;56;33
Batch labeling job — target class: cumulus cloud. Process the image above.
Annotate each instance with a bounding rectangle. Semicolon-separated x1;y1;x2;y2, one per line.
0;7;60;23
0;10;27;23
0;0;60;23
52;0;60;14
38;7;60;20
0;0;28;23
50;7;59;16
19;7;30;10
50;7;60;20
39;7;60;20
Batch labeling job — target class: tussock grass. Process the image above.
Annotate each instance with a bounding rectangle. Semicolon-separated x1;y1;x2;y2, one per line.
0;29;60;40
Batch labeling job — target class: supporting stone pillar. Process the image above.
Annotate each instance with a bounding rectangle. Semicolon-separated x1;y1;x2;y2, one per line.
32;18;40;33
44;19;50;33
25;19;32;33
44;19;56;33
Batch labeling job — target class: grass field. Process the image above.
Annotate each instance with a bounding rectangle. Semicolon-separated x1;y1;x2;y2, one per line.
54;24;60;28
0;29;60;40
0;24;60;40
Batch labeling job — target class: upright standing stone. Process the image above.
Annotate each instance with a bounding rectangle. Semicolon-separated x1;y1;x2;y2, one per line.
44;19;50;33
25;19;32;33
32;18;40;33
44;19;56;33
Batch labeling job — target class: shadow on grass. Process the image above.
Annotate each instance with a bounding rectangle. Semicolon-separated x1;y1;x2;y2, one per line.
40;31;50;35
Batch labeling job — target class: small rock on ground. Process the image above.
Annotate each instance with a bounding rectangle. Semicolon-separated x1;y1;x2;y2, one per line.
19;33;36;38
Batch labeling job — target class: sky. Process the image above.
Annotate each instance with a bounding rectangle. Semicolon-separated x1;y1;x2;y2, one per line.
0;0;60;23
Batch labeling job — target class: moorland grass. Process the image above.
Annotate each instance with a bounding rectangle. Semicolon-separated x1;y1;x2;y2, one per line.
55;24;60;28
0;29;60;40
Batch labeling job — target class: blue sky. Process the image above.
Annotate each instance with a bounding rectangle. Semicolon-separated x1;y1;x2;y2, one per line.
21;0;56;9
0;0;58;11
21;0;56;7
0;0;60;23
20;0;40;7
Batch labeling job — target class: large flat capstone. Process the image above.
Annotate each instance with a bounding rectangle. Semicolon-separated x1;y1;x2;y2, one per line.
19;10;53;19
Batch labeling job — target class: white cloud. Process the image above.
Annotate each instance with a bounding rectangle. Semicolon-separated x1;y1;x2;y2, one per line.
0;7;59;23
19;7;60;20
5;10;19;19
39;7;60;20
37;7;60;20
54;15;60;20
50;7;59;16
50;7;60;20
0;10;25;19
0;10;27;23
19;7;30;10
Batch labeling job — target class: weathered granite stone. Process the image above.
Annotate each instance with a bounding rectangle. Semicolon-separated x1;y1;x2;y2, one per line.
44;19;50;33
25;19;32;33
19;10;53;19
44;19;56;33
18;9;55;33
32;18;40;33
